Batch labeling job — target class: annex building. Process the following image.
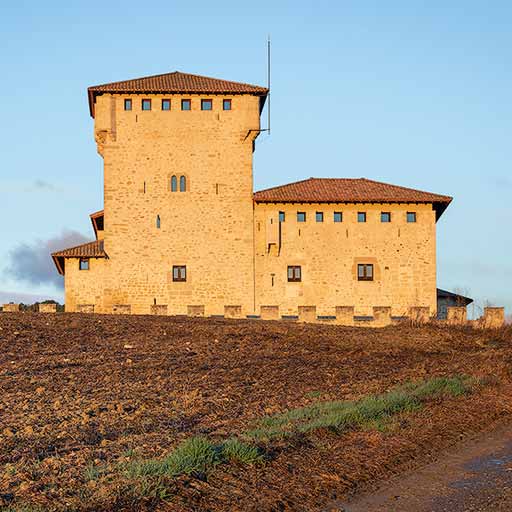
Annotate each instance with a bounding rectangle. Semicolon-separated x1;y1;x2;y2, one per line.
52;71;453;319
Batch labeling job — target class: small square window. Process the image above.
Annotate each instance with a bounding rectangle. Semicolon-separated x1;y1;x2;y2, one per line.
162;99;171;111
334;212;343;223
172;265;186;282
142;99;151;111
79;258;89;271
223;99;232;110
358;212;366;223
279;211;285;223
201;99;212;111
287;265;302;282
407;212;417;223
357;263;373;281
181;99;191;111
316;211;324;222
297;212;306;222
381;212;391;223
124;99;132;111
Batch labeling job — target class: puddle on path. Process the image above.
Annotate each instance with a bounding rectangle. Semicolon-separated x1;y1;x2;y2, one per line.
333;424;512;512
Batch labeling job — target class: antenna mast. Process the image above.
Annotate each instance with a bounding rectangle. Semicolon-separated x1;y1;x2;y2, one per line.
267;36;271;134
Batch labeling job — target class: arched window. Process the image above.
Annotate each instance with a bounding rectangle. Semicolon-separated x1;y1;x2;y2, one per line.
156;215;161;229
180;175;186;192
171;175;177;192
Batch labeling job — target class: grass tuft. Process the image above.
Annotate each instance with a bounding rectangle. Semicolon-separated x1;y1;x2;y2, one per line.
127;436;221;478
244;375;475;441
221;438;264;464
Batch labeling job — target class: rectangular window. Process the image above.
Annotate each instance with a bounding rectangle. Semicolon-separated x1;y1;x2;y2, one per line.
124;99;132;111
223;99;232;110
297;212;306;222
316;212;324;223
142;99;151;111
381;212;391;223
357;264;374;281
334;211;343;223
162;99;171;111
201;99;212;110
287;265;302;282
358;212;366;223
407;211;417;223
279;211;285;223
79;258;89;271
181;99;191;111
172;265;186;282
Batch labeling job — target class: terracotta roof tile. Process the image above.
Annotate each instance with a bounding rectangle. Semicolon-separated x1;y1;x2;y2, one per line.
88;71;268;116
254;178;452;219
52;240;106;259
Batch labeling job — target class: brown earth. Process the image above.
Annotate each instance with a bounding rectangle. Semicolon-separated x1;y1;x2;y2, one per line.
0;313;512;511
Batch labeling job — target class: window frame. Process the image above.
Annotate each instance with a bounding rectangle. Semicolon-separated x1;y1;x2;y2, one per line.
179;175;186;192
407;211;417;223
357;263;374;281
297;211;306;223
161;99;171;111
172;265;187;282
171;175;178;192
316;211;324;223
181;99;191;111
201;99;213;111
79;258;89;271
287;265;302;282
279;211;285;223
334;211;343;223
141;99;152;111
124;98;132;111
357;212;367;223
381;212;391;223
223;99;232;111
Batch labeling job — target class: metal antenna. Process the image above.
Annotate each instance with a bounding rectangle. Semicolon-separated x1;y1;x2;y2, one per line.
267;35;271;134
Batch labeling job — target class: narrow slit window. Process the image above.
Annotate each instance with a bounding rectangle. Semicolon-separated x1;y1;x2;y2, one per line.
162;99;171;111
357;264;374;281
334;211;342;223
381;212;391;223
297;212;306;222
181;99;191;111
316;211;324;223
279;211;285;223
223;99;232;110
358;212;367;223
142;99;151;111
407;211;417;223
79;258;89;271
179;175;186;192
156;215;161;229
287;265;302;282
173;265;186;282
171;175;177;192
124;99;132;111
201;99;212;111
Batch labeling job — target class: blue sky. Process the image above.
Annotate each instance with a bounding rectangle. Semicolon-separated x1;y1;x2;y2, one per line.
0;1;510;315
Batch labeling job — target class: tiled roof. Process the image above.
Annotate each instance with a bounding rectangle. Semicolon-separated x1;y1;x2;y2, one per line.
254;178;452;219
52;240;106;258
88;71;268;116
52;240;107;275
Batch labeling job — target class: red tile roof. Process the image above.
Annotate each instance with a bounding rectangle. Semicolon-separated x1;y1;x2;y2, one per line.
88;71;268;117
254;178;452;219
52;240;107;275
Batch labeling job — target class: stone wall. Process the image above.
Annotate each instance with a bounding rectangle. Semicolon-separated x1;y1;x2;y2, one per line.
2;304;20;312
38;303;57;313
254;202;437;317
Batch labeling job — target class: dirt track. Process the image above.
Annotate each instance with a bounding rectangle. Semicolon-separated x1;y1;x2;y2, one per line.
1;313;512;511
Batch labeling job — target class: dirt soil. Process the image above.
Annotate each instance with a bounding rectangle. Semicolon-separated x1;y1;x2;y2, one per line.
1;313;512;511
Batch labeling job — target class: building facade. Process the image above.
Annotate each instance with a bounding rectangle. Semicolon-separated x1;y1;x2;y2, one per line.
52;71;452;318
